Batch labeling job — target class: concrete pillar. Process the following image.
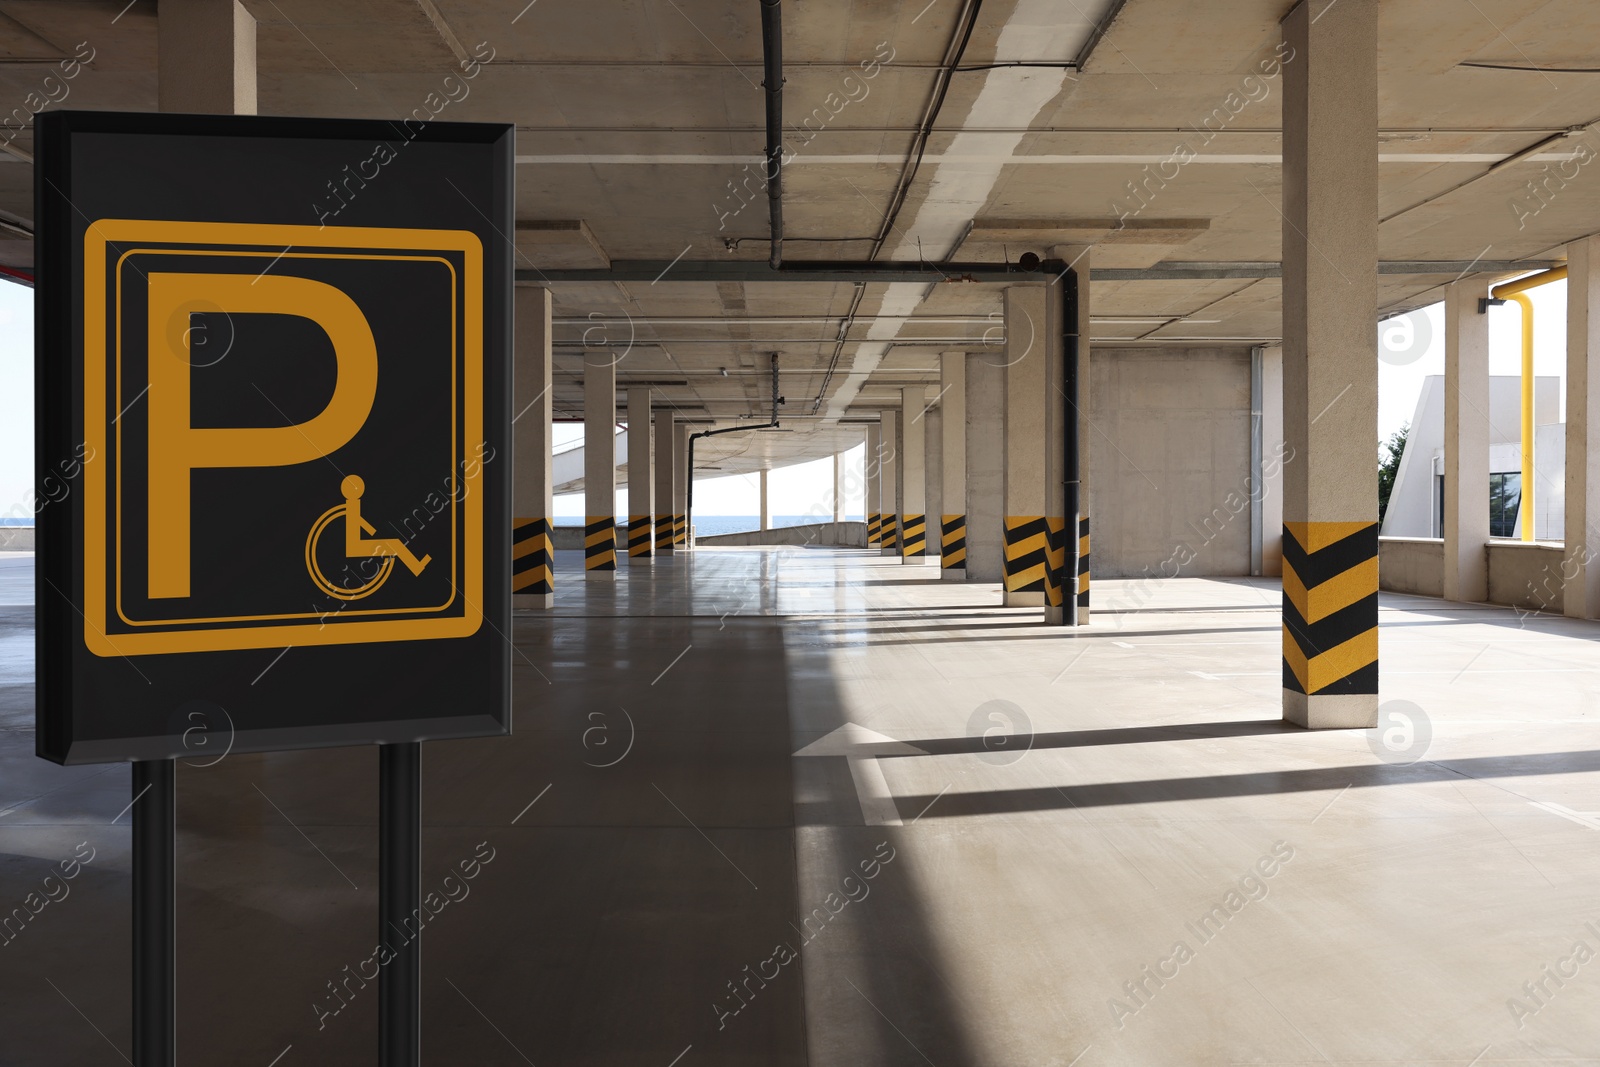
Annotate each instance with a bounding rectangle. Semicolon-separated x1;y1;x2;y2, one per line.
1280;0;1380;728
626;388;652;564
901;388;928;562
833;452;843;523
584;356;617;578
674;423;690;547
925;402;942;559
966;356;1005;583
1444;282;1490;602
1566;236;1600;618
512;288;554;609
1003;284;1051;607
1254;345;1286;577
760;469;770;531
159;0;257;115
654;410;676;555
880;410;899;555
940;351;968;579
866;423;883;545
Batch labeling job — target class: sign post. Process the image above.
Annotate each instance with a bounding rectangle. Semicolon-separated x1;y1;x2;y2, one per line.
35;110;514;1066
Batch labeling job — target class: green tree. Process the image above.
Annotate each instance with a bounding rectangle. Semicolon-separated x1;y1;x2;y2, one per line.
1378;423;1409;524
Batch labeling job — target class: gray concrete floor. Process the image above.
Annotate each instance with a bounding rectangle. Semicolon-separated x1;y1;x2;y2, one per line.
4;547;1600;1065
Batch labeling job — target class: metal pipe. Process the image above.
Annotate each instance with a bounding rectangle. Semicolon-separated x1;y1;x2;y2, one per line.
379;742;421;1067
759;0;784;269
1491;266;1568;542
133;758;176;1067
687;354;783;536
1060;266;1080;627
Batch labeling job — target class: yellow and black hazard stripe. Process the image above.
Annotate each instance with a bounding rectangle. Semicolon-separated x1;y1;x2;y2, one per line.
627;515;651;557
940;514;966;569
1003;515;1049;593
1282;521;1378;695
1043;516;1068;606
673;514;687;545
654;514;674;551
900;514;927;556
881;515;898;551
867;512;881;545
585;515;617;571
512;517;553;595
1077;515;1091;609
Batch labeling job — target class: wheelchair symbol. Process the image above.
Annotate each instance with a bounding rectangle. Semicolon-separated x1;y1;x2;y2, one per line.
305;475;431;601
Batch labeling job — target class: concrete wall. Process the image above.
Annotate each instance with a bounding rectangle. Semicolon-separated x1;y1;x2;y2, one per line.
0;528;34;551
1487;540;1568;612
1090;347;1253;577
1378;536;1445;597
696;522;868;548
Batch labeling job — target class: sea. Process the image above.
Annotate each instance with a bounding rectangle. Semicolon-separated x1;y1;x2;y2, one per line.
554;515;862;537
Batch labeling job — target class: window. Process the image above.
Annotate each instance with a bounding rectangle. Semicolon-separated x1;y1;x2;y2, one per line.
1489;472;1521;538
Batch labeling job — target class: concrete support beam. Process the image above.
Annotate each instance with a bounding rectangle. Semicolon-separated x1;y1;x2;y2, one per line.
1254;345;1286;577
1003;285;1050;608
1444;282;1490;603
833;451;843;523
1567;236;1600;618
512;288;554;609
880;410;899;556
158;0;257;115
1280;0;1380;728
584;357;617;578
966;356;1005;583
940;351;968;580
760;469;770;531
925;402;942;561
654;410;676;555
901;388;928;562
626;388;652;563
674;423;690;548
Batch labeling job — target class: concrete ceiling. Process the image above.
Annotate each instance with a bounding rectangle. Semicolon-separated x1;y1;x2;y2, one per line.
2;0;1599;475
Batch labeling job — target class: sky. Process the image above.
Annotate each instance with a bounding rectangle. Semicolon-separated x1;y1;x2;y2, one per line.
0;276;1575;520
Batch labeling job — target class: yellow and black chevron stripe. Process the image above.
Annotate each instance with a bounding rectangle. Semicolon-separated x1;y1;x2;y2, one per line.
940;514;966;569
900;514;926;557
1043;516;1067;606
1077;515;1090;609
867;512;881;545
627;515;651;557
511;517;552;595
673;514;687;545
1282;521;1378;695
1003;515;1049;593
655;514;674;551
585;515;617;571
881;515;898;550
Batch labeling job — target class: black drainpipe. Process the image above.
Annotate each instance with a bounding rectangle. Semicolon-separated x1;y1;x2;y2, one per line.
760;0;784;269
687;354;784;539
1053;262;1081;626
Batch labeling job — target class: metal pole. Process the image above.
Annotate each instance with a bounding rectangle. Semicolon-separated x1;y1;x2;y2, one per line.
1062;268;1081;627
132;758;176;1067
379;742;421;1067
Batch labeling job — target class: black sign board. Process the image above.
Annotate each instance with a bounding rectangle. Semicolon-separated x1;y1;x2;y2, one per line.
35;111;513;763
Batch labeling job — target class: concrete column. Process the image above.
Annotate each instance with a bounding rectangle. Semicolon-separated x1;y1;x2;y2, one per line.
833;452;843;523
760;469;770;531
940;351;968;579
1280;0;1379;728
901;388;928;562
1254;345;1286;577
880;410;899;555
1003;284;1051;607
866;423;883;545
966;356;1005;583
1444;282;1490;602
925;402;942;560
512;288;554;609
674;423;690;547
584;356;617;578
626;389;652;563
654;410;676;555
1566;236;1600;618
159;0;257;114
